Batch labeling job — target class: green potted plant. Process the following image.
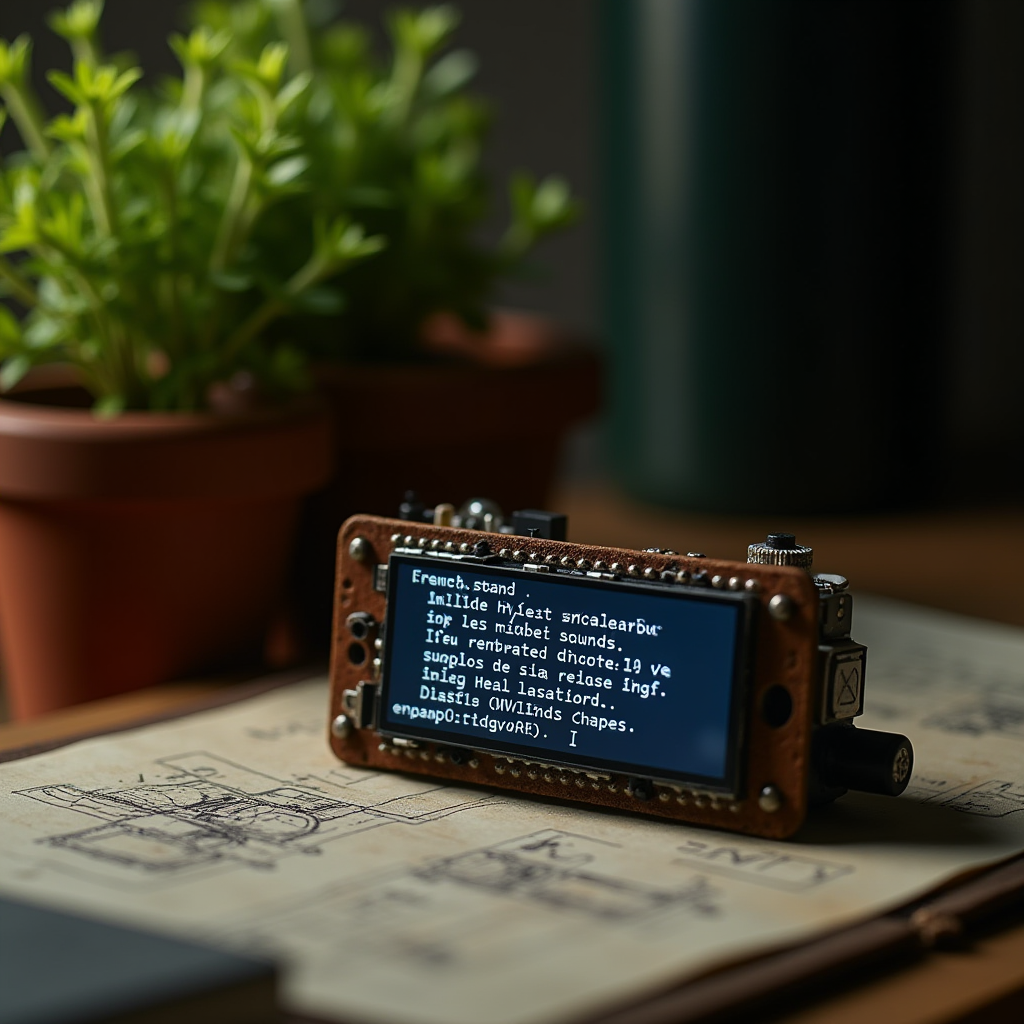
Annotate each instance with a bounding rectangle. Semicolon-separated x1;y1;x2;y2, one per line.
0;1;388;717
0;0;591;717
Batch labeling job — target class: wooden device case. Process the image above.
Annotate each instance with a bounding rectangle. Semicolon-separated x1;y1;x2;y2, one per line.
328;515;822;839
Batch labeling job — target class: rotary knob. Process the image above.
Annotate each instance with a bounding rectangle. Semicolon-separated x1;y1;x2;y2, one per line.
747;532;814;571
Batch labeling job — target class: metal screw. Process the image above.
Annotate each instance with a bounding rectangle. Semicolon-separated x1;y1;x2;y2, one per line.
348;537;371;563
758;784;783;813
330;714;352;739
893;747;912;784
768;594;795;621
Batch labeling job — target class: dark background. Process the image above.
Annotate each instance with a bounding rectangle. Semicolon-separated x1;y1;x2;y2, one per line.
2;0;1021;503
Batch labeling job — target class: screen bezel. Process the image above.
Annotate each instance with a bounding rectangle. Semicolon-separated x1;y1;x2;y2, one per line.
378;553;757;796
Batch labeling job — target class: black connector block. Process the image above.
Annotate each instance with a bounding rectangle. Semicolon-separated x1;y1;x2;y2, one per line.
510;509;568;541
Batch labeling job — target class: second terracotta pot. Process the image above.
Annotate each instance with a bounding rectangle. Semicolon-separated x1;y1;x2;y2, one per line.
292;311;602;648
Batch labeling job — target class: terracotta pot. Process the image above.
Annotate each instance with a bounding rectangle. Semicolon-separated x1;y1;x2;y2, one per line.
0;377;332;719
292;311;602;648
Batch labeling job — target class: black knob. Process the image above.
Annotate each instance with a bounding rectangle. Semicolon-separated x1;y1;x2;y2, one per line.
816;726;914;797
747;533;813;570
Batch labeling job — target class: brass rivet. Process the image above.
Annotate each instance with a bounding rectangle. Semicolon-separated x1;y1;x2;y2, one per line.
348;537;372;563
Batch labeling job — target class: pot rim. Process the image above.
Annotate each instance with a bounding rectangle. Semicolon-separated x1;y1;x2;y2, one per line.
0;384;333;502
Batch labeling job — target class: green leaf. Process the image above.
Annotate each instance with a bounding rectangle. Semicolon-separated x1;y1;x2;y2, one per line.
0;354;31;391
0;304;23;345
93;393;125;417
169;27;230;69
48;1;105;44
23;316;65;350
531;176;575;227
0;36;33;89
421;49;477;99
0;221;39;254
46;110;88;142
509;172;537;222
108;66;143;102
47;69;85;106
109;127;145;162
247;42;288;89
265;153;308;187
274;71;312;115
389;6;459;58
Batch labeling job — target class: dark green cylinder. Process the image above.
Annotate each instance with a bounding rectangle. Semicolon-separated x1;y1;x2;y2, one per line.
601;0;954;512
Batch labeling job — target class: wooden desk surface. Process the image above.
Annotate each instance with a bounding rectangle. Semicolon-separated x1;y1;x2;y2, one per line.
551;483;1024;629
1;677;1022;1024
1;484;1022;1023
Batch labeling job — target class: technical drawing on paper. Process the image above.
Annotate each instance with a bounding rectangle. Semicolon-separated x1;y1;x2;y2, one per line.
909;776;1024;818
222;829;722;973
16;751;499;883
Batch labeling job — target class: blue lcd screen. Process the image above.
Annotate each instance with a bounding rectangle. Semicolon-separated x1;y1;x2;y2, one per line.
379;556;754;792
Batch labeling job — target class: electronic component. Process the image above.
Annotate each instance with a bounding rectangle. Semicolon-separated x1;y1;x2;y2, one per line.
328;505;913;839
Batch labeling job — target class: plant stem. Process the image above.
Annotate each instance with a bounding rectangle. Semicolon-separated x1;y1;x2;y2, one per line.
83;99;118;237
220;295;285;363
156;168;183;354
210;153;253;274
218;249;332;364
272;0;313;76
0;256;38;307
0;82;51;162
181;63;204;119
70;36;101;69
389;47;423;126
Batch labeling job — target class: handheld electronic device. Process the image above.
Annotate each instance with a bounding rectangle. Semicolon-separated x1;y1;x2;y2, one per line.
328;501;912;839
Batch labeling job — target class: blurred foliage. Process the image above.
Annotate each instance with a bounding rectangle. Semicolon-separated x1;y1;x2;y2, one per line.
0;0;578;412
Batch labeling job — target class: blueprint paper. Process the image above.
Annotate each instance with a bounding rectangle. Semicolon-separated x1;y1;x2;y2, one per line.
0;596;1022;1024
